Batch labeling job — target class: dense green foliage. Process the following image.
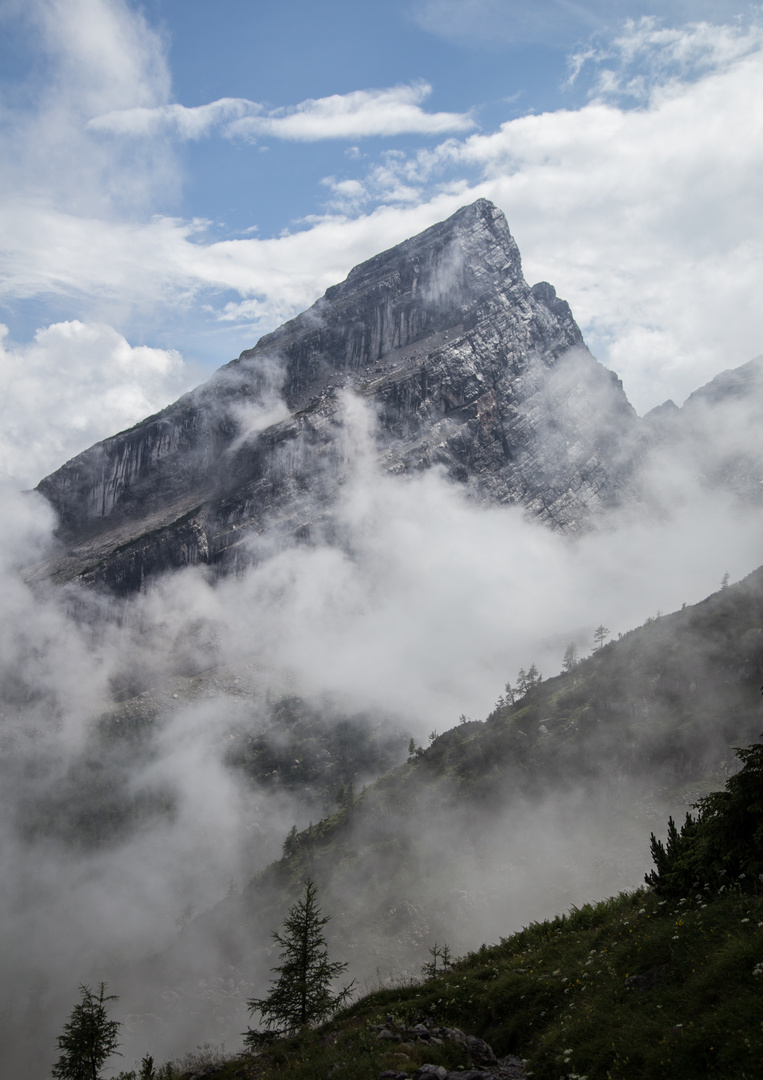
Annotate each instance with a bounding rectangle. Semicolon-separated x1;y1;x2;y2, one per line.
245;879;355;1044
51;984;121;1080
646;735;763;896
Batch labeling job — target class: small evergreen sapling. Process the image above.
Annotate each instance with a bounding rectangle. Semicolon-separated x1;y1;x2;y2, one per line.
422;942;453;979
51;983;121;1080
245;879;354;1045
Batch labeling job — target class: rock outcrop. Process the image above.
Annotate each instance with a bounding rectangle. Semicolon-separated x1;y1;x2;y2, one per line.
372;1017;525;1080
31;200;642;592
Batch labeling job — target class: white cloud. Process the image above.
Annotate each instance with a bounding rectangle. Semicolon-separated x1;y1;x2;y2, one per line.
0;321;189;487
568;14;763;99
330;18;763;411
409;0;753;47
33;0;170;114
2;3;763;433
89;82;475;143
87;97;258;139
0;0;175;219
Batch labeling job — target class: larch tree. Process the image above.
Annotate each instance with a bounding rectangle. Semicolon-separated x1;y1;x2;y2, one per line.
51;983;121;1080
245;879;355;1046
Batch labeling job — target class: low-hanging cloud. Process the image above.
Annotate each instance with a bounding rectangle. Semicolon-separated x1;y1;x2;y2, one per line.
1;383;761;1075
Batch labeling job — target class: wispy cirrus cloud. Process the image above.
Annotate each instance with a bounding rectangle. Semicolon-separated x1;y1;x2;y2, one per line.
88;82;476;142
567;12;763;97
409;0;754;48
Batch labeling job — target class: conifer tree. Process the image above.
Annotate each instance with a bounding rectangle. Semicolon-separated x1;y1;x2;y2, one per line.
51;983;121;1080
245;879;354;1045
562;642;579;672
645;734;763;895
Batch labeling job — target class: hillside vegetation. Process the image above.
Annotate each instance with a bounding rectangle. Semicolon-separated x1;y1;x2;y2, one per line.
125;734;763;1080
210;568;763;970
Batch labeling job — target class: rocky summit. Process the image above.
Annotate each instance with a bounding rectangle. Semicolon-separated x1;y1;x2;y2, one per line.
31;199;756;594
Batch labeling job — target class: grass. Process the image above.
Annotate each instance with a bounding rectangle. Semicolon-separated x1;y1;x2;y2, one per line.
146;882;763;1080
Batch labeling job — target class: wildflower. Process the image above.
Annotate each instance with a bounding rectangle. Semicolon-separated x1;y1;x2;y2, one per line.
741;918;750;924
753;963;763;977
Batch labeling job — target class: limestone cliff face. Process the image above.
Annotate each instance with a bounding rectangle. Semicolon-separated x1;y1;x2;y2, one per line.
35;199;640;593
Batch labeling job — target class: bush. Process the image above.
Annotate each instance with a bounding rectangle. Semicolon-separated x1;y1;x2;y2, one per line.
646;734;763;895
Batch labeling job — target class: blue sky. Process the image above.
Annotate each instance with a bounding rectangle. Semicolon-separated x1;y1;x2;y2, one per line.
0;0;762;484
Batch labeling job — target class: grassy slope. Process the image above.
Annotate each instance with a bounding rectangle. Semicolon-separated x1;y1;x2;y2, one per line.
156;882;763;1080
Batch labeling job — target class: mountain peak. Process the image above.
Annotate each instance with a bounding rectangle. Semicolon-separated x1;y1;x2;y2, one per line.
232;198;527;409
35;201;637;593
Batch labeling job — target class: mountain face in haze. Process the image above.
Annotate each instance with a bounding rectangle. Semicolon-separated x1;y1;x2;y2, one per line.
33;199;763;594
643;354;763;505
35;200;639;593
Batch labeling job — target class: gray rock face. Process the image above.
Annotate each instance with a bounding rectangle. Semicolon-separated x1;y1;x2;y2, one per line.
35;199;641;593
643;355;763;505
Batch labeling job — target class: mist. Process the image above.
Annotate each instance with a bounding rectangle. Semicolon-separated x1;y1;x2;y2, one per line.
0;381;761;1075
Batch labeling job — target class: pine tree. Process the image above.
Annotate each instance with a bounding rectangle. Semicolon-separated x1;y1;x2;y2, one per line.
593;624;610;650
51;983;121;1080
562;641;579;672
245;879;355;1044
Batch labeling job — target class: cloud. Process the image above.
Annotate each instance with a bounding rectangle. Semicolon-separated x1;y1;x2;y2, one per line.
89;82;476;142
567;13;763;98
0;321;189;487
0;0;176;222
3;4;763;447
334;18;763;411
87;97;259;139
1;385;762;1072
408;0;754;48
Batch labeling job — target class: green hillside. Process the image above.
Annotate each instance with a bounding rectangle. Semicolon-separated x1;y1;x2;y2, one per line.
124;733;763;1080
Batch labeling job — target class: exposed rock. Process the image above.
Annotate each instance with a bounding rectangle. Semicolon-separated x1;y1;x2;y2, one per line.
464;1036;497;1067
31;203;762;596
33;199;639;594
